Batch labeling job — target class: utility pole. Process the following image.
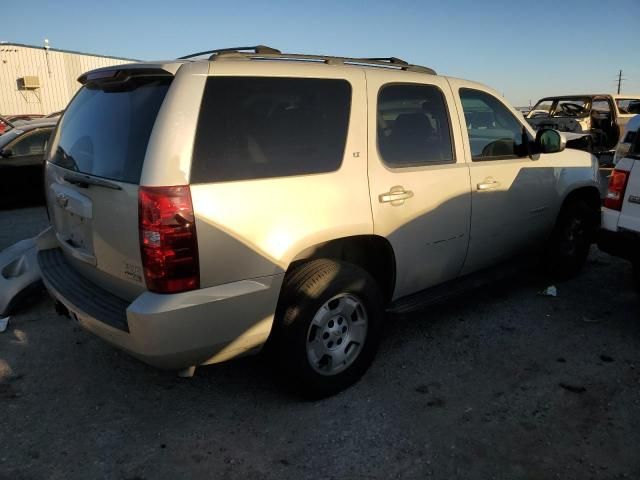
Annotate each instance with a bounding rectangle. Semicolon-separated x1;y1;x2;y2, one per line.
617;69;623;94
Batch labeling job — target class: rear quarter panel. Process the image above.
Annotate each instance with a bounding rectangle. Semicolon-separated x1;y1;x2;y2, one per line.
619;159;640;233
188;62;372;287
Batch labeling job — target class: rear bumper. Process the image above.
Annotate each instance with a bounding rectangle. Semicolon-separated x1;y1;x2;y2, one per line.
39;247;284;370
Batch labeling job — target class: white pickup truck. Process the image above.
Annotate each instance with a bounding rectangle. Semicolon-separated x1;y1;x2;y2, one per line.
599;121;640;290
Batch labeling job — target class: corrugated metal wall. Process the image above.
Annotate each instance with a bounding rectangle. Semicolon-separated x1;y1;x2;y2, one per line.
0;44;133;115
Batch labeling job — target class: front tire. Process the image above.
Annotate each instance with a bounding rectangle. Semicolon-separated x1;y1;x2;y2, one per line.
272;259;384;399
547;198;596;278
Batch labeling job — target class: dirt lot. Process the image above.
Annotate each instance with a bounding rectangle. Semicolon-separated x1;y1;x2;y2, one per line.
1;206;639;480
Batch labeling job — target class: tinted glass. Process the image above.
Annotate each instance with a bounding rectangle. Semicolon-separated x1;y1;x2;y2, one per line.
49;77;171;183
460;88;528;161
630;131;640;158
191;77;351;183
377;84;454;167
11;129;52;156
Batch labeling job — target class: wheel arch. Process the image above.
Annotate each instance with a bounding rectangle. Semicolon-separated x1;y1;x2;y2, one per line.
288;235;397;304
559;185;602;229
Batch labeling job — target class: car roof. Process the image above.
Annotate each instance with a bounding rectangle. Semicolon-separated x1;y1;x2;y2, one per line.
5;121;56;134
77;46;438;84
10;118;58;128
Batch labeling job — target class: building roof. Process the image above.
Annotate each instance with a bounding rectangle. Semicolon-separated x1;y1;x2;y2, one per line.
0;42;139;62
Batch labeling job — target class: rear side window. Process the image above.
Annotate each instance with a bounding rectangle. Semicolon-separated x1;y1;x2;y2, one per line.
377;84;454;167
49;77;171;184
191;77;351;183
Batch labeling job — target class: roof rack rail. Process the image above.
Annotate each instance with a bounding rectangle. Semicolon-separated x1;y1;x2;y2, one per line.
359;57;409;66
179;46;436;75
178;45;281;60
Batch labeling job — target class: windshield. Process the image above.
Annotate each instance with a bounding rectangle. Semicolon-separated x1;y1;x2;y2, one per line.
48;76;171;184
554;98;589;117
528;100;553;118
529;98;590;118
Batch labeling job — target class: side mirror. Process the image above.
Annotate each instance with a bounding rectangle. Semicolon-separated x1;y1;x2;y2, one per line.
0;148;13;158
535;129;566;154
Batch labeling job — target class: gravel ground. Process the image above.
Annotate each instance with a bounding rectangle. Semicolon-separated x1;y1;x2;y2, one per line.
1;207;639;480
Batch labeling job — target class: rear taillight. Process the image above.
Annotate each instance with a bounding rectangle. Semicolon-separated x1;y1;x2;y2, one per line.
604;169;630;211
139;186;199;293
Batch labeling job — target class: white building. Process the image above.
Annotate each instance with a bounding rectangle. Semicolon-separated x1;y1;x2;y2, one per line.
0;42;135;116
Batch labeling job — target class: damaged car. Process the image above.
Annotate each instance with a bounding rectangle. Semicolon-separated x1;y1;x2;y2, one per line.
526;94;640;155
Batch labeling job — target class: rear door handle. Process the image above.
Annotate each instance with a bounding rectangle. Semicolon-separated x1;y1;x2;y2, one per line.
379;186;414;205
477;177;501;191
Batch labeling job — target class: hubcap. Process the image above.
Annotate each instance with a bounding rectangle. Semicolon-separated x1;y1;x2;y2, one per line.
306;293;368;376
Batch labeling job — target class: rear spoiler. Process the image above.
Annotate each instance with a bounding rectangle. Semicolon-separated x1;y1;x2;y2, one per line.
77;62;183;85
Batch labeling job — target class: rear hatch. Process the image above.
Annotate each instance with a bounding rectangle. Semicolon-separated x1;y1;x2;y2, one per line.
45;68;173;301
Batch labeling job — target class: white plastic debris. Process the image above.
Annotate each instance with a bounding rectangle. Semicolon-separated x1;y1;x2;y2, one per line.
0;317;9;333
0;236;42;316
538;285;558;297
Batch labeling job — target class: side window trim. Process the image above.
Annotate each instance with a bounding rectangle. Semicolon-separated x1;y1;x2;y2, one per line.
376;82;456;169
190;76;352;184
459;87;530;162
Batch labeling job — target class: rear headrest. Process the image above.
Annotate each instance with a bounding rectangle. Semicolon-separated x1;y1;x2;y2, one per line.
393;113;432;134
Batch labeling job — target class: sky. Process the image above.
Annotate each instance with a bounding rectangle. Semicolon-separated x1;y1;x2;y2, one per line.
2;0;639;107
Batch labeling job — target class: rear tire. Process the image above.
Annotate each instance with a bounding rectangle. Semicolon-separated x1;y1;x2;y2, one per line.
272;259;384;399
546;198;596;278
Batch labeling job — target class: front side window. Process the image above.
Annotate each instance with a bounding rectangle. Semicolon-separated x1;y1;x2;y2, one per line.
459;88;528;161
191;77;351;183
11;129;52;156
377;84;454;167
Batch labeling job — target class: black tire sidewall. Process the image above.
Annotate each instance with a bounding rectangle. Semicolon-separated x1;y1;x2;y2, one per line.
275;260;384;398
549;199;593;278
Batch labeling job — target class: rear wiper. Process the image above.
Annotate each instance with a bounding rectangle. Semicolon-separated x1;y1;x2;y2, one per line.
63;172;122;190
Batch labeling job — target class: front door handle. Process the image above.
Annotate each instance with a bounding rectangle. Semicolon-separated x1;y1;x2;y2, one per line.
477;177;501;191
379;186;414;205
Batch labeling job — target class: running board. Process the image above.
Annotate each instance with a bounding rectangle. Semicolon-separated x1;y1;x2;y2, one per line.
387;257;533;315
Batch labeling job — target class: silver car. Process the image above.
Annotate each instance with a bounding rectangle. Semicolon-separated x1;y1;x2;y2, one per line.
38;46;601;397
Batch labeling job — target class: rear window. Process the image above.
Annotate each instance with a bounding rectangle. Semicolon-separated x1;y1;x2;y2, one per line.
191;77;351;183
49;76;171;184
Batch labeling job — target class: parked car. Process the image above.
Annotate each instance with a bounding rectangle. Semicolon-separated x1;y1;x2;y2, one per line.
526;94;640;154
0;122;56;209
0;115;15;135
45;110;64;119
5;114;45;123
613;114;640;165
598;125;640;291
37;47;601;397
